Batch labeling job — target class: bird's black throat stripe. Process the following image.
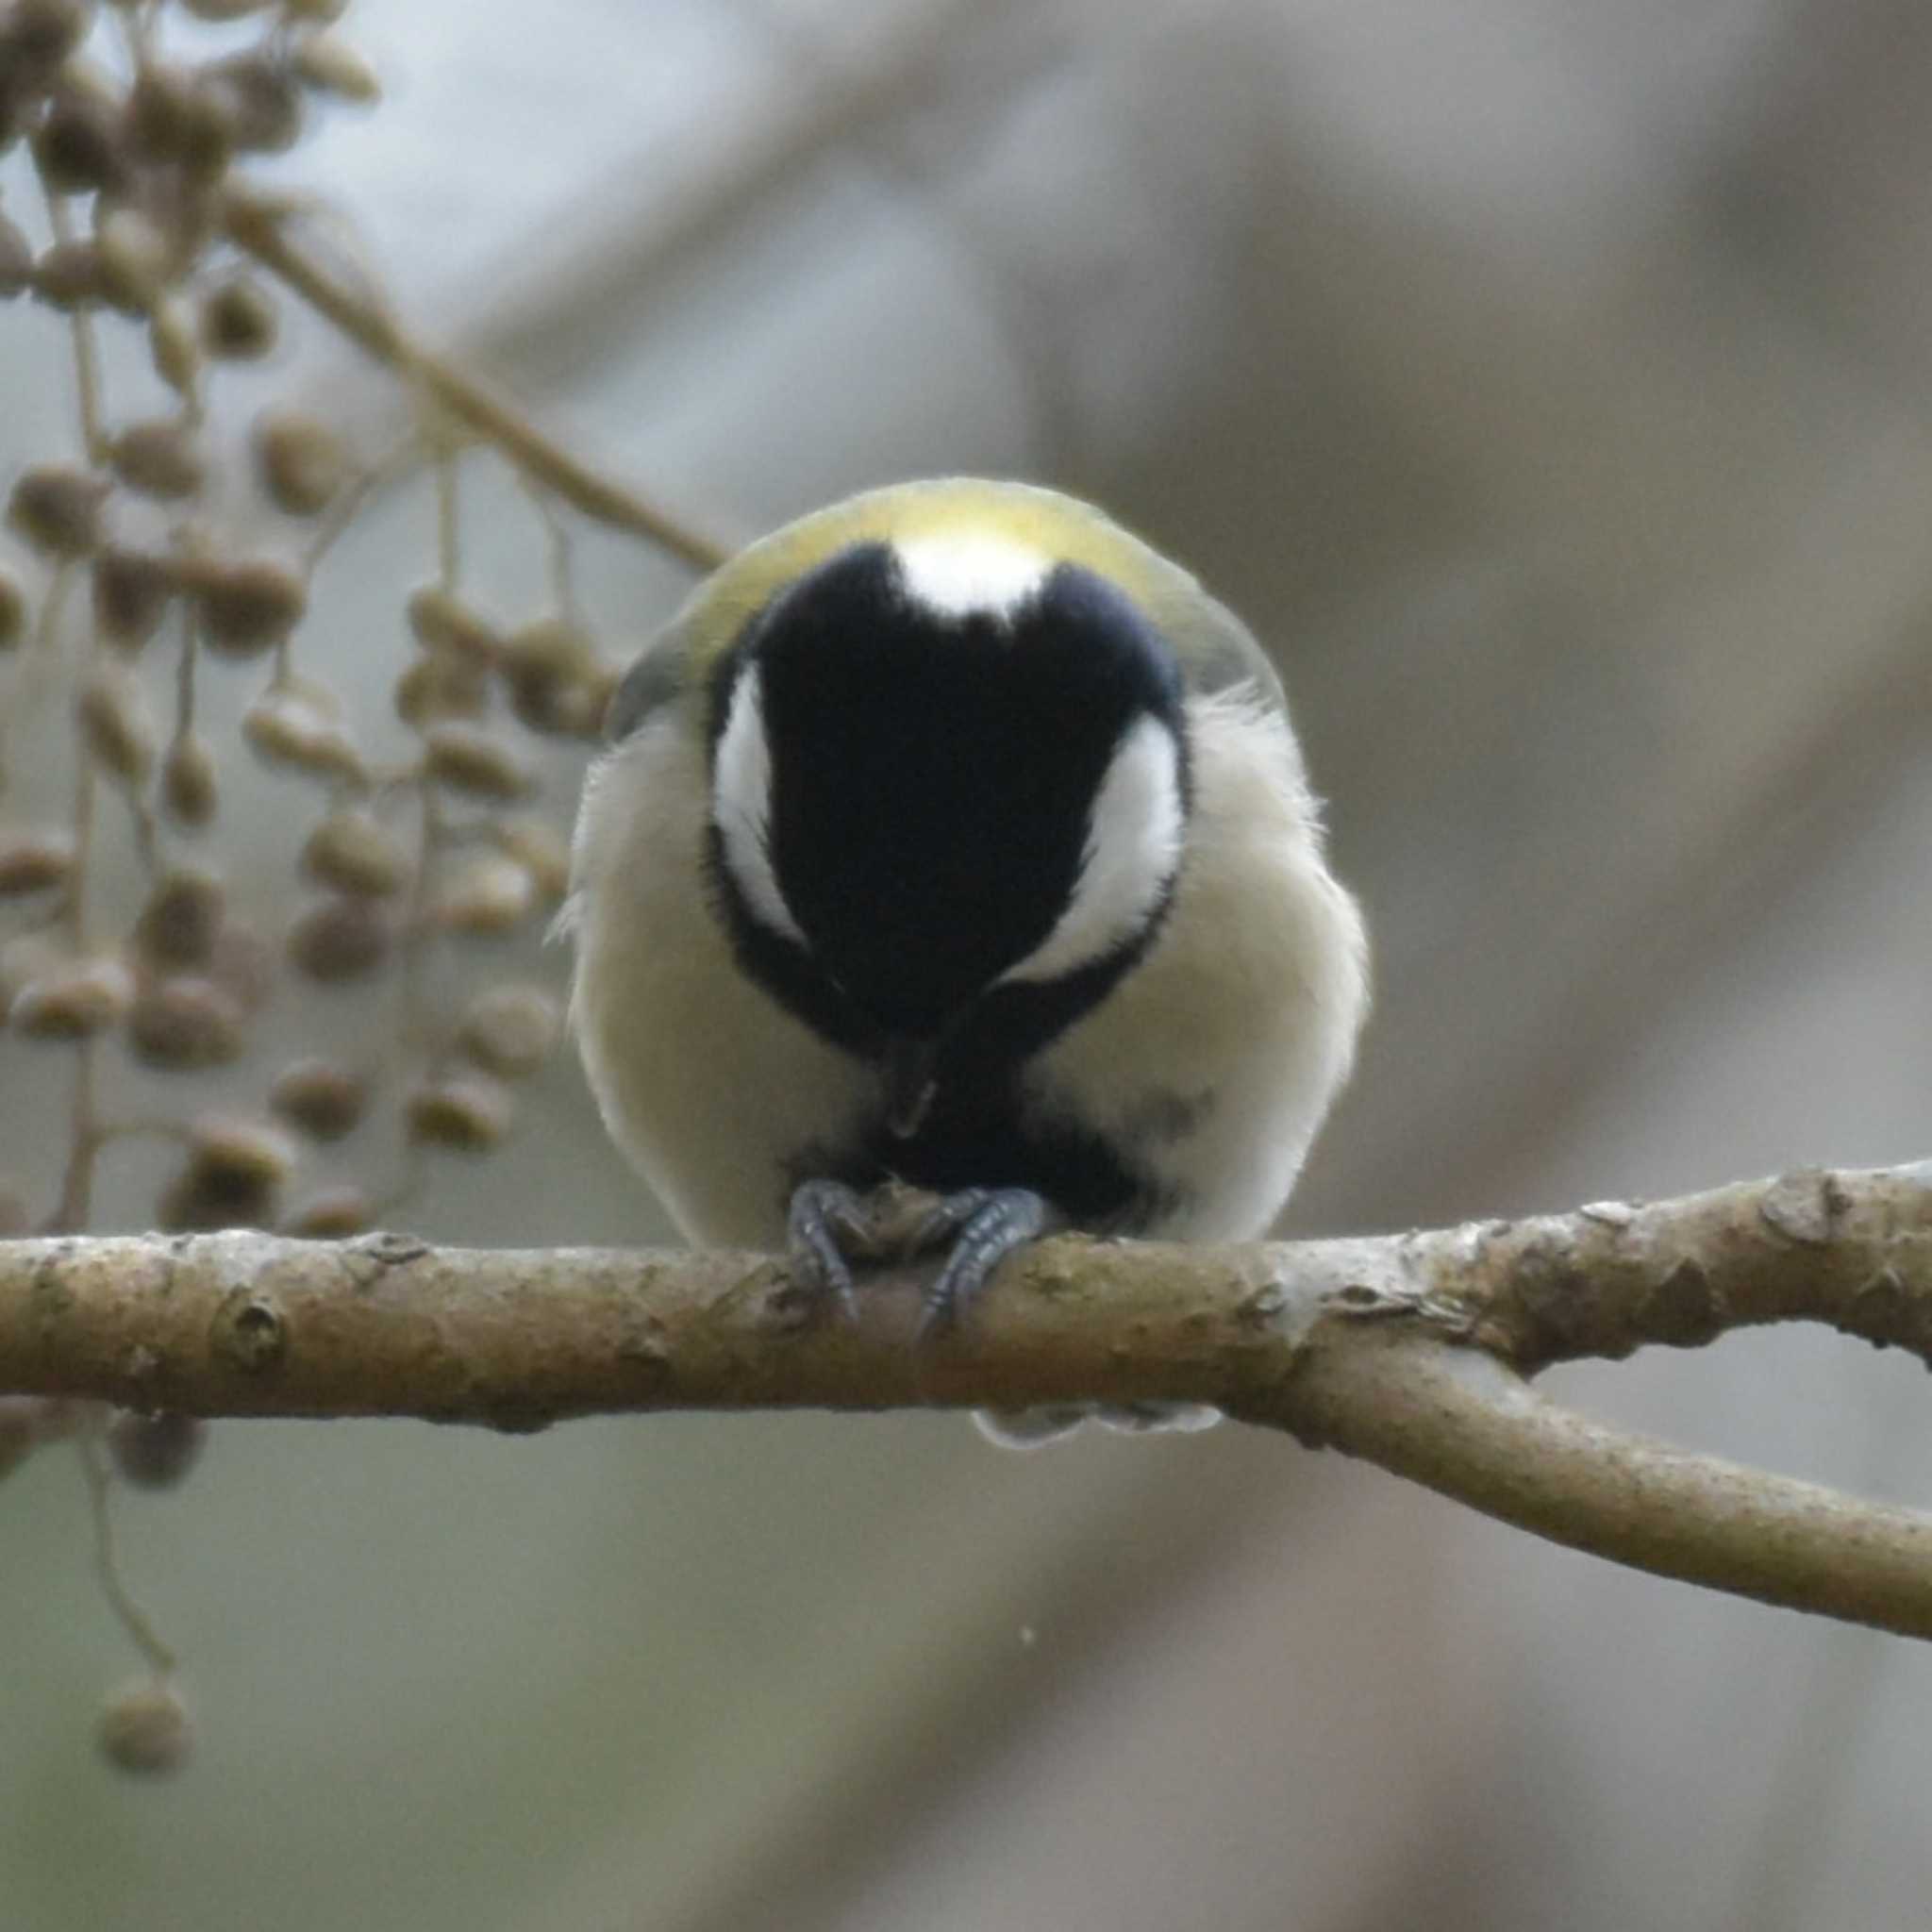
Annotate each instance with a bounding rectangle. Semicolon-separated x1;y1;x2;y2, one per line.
700;540;1190;1223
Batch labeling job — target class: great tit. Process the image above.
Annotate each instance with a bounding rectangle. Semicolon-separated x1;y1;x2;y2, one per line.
567;478;1368;1443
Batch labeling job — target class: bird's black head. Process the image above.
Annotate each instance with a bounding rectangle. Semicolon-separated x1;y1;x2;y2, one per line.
706;534;1190;1086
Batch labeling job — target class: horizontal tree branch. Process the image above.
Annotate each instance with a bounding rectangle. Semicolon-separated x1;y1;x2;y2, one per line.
5;1162;1932;1637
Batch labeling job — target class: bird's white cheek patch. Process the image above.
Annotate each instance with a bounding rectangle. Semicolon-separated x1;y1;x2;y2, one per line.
712;667;806;945
891;530;1051;625
1003;715;1184;985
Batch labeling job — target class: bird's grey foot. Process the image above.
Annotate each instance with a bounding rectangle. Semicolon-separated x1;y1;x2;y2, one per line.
785;1179;874;1321
914;1186;1058;1336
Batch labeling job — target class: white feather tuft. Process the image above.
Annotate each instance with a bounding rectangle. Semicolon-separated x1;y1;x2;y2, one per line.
1003;714;1184;985
711;669;806;944
891;530;1050;624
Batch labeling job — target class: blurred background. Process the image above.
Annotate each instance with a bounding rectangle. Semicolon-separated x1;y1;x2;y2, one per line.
5;0;1932;1925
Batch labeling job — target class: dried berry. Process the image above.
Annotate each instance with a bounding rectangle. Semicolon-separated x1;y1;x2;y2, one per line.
0;567;23;648
76;663;157;785
394;652;488;726
291;31;379;103
502;618;608;736
199;273;278;358
94;206;174;313
200;52;302;154
433;855;535;935
92;547;174;651
287;895;389;982
109;420;205;499
30;239;104;309
501;615;594;684
99;1678;192;1776
6;462;108;557
9;956;134;1039
108;1411;208;1490
126;62;202;163
0;828;74;896
161;731;219;827
189;556;307;654
253;408;345;516
492;813;571;900
407;585;499;663
281;1185;372;1239
510;664;608;739
128;975;245;1069
242;689;365;784
405;1075;512;1153
269;1058;367;1141
1;0;92;77
208;918;273;1016
0;933;68;1017
302;807;409;897
188;1114;298;1189
149;293;201;395
133;867;225;969
32;85;126;193
0;1396;46;1479
458;985;561;1079
0;212;29;298
422;723;532;800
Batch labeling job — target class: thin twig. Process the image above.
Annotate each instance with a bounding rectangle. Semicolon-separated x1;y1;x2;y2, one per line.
75;1424;178;1677
5;1162;1932;1639
217;185;729;574
36;176;106;463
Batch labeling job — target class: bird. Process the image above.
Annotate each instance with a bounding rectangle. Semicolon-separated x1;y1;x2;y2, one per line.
565;477;1368;1443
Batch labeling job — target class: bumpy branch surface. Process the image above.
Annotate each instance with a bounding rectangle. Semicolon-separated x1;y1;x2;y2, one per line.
6;1162;1932;1638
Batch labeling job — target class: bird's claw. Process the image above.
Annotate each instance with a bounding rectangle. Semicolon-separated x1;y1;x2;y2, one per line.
785;1179;871;1322
915;1186;1057;1337
785;1180;1057;1333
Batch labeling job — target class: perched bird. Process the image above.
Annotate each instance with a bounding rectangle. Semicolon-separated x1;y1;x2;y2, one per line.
566;478;1368;1442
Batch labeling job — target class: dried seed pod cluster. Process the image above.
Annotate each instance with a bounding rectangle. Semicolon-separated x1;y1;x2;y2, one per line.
0;0;641;1761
